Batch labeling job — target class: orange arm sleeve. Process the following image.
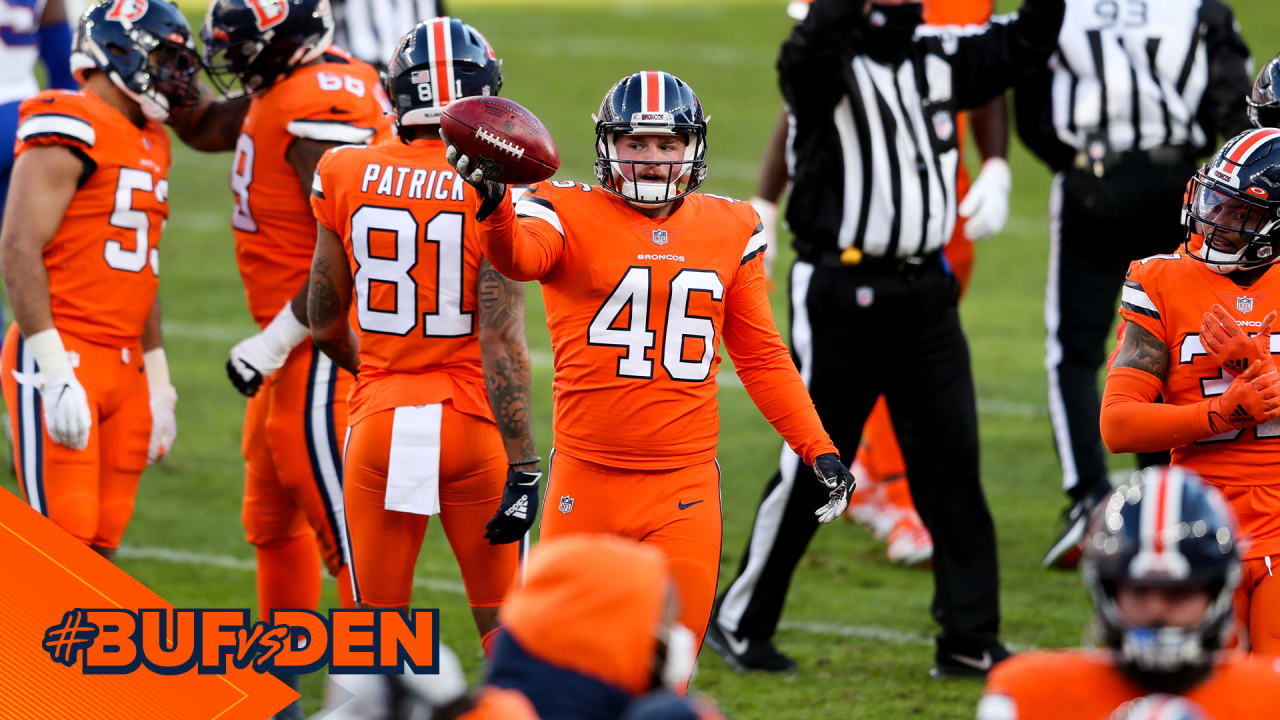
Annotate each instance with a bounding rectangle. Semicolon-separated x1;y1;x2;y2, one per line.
722;258;838;465
1100;366;1214;453
475;190;563;282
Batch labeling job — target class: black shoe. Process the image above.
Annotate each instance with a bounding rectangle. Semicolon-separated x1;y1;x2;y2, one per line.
929;643;1011;679
703;619;797;673
1041;486;1110;569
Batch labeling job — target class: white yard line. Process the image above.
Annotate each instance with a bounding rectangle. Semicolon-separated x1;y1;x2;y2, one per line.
116;544;1034;651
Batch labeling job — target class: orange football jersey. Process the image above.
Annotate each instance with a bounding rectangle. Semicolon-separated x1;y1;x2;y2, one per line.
924;0;993;27
232;48;391;327
310;137;493;425
478;183;836;470
13;89;170;346
979;649;1280;720
1119;252;1280;557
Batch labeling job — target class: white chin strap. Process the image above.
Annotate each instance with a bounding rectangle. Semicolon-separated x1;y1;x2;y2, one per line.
619;179;681;205
1198;243;1247;274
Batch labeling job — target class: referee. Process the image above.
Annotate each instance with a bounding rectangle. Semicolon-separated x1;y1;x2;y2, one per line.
332;0;444;68
706;0;1064;678
1015;0;1252;570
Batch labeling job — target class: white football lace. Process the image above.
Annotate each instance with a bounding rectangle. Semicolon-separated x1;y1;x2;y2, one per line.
475;126;526;159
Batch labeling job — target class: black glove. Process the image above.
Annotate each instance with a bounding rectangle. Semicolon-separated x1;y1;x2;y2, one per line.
484;468;541;544
812;453;856;524
440;130;508;222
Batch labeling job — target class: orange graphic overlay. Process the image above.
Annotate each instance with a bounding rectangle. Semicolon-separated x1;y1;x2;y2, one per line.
0;488;296;720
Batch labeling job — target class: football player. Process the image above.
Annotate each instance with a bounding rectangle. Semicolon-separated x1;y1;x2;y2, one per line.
445;71;855;651
1099;128;1280;656
977;466;1280;719
308;18;536;655
0;0;196;557
484;535;722;718
166;0;388;712
1249;53;1280;129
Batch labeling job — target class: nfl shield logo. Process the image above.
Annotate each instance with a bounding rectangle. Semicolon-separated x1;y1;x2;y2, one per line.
652;229;668;246
856;286;874;308
1238;296;1254;313
558;495;574;514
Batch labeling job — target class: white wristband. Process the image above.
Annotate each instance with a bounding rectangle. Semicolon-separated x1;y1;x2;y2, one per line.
144;347;172;393
26;328;72;379
265;301;311;356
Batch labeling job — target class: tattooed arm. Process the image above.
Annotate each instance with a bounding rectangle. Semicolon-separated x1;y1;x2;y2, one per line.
1101;319;1280;452
477;258;538;470
1110;321;1170;380
308;223;360;375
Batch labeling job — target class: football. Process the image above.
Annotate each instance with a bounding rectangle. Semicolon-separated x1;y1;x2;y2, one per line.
440;96;560;184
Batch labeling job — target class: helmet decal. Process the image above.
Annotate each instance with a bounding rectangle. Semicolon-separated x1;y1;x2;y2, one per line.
246;0;288;30
105;0;149;22
424;17;455;108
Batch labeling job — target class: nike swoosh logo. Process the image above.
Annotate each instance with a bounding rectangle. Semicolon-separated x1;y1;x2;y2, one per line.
950;651;992;671
329;105;351;114
678;500;703;510
722;627;749;656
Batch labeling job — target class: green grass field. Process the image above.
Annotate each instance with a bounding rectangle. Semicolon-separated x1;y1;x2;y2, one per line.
7;1;1280;717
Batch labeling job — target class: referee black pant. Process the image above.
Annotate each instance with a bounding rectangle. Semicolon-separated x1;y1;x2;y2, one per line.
1045;158;1192;501
714;252;1000;653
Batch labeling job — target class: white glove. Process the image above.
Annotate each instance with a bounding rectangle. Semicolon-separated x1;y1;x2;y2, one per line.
144;348;177;464
17;329;92;451
749;196;779;281
958;157;1012;241
226;302;310;397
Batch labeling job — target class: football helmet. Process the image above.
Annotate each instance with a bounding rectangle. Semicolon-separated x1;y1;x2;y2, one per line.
384;17;502;132
201;0;334;96
70;0;200;121
1082;466;1240;694
1248;52;1280;129
1183;128;1280;273
594;71;708;205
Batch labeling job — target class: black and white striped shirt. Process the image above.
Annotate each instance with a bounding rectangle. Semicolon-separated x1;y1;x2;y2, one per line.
782;0;1064;260
332;0;445;69
1015;0;1252;172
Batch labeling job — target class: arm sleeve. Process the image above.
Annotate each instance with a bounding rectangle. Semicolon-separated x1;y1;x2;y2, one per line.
37;22;76;91
475;187;564;282
722;254;838;466
1100;367;1214;453
1196;0;1253;145
1014;63;1076;171
777;0;863;118
932;0;1065;110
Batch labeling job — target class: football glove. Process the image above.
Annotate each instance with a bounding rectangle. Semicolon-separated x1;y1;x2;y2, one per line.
1201;304;1276;376
16;329;91;451
484;468;541;544
1206;361;1280;432
441;133;507;222
958;158;1011;241
144;348;177;464
226;302;310;397
813;453;856;524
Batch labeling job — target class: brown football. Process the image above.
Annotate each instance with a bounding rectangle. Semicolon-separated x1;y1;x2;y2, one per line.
440;96;560;184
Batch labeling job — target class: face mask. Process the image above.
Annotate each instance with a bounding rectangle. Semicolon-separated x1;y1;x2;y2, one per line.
864;3;924;63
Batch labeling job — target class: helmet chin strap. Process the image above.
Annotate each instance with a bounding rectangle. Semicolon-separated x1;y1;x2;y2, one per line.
109;69;172;122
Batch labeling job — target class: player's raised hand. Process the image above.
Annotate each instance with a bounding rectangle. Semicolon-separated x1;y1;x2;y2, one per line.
1201;305;1276;376
484;466;541;544
813;453;856;524
1206;361;1280;432
440;130;507;222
